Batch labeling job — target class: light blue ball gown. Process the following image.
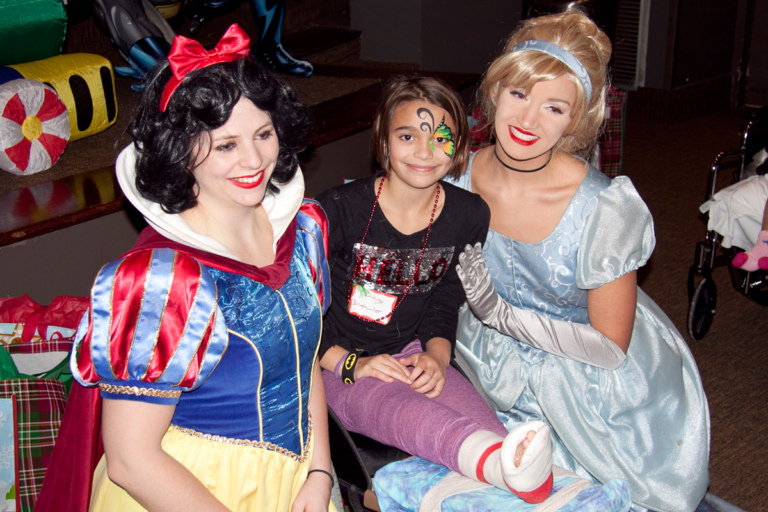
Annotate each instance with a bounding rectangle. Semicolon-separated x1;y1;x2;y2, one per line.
451;152;710;512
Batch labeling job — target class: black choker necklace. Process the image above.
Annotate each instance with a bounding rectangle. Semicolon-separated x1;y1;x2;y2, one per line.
494;147;553;173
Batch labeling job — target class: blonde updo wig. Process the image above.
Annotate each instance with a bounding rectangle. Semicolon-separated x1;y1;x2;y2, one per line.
480;9;611;157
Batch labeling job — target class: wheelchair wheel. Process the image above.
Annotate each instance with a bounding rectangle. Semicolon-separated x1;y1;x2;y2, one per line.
687;278;717;340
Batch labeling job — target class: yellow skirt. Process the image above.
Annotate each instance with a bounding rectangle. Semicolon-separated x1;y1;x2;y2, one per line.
90;424;334;512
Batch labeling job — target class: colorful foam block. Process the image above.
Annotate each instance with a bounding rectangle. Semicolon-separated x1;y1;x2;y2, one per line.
6;54;118;142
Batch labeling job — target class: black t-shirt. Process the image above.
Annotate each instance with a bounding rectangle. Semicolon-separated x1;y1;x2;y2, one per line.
316;174;490;358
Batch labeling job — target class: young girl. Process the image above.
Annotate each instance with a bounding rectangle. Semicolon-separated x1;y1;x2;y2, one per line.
317;76;556;503
452;9;710;512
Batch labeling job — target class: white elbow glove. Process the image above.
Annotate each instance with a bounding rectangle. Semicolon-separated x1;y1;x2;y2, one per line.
456;243;626;370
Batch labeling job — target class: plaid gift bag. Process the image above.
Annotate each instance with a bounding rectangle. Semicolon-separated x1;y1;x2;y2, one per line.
0;294;84;512
599;87;628;178
0;375;66;512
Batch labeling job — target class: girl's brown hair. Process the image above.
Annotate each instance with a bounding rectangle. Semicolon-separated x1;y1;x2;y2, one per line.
372;76;470;178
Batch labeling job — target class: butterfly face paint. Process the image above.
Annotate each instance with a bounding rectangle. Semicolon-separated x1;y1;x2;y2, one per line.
416;108;455;158
434;118;455;157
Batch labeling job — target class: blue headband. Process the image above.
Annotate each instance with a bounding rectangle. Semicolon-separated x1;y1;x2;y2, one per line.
509;40;592;100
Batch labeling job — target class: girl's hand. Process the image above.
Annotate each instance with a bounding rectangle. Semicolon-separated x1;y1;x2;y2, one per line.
355;355;413;384
291;472;331;512
398;351;448;398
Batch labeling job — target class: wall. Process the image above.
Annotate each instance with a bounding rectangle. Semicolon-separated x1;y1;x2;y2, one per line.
0;212;139;304
743;0;768;106
643;0;673;90
642;0;737;90
629;0;742;122
672;0;737;89
351;0;523;74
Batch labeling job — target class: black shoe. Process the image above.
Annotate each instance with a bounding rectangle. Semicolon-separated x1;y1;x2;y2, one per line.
257;42;313;77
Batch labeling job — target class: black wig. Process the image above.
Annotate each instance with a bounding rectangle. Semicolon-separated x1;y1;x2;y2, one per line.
128;57;313;213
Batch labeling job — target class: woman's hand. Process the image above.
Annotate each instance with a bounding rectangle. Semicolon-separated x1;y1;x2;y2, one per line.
355;354;412;384
291;472;331;512
398;337;451;398
456;243;502;322
457;245;628;369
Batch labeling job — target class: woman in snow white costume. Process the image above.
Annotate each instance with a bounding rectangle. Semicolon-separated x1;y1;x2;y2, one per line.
36;24;334;512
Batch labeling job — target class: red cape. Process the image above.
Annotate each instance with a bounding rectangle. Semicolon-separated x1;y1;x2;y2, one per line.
35;223;297;512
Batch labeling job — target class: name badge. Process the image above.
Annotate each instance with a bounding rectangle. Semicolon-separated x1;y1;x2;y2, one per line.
348;283;397;325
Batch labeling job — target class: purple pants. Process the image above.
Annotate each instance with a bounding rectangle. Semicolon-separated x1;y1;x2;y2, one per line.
323;341;508;473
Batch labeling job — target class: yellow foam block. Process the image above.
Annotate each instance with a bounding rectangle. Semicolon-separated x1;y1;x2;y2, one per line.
10;53;118;141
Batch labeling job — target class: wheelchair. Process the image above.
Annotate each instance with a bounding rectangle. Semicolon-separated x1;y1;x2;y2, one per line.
687;107;768;340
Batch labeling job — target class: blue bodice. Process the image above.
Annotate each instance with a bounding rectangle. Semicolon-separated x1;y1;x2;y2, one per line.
484;166;610;322
172;237;321;455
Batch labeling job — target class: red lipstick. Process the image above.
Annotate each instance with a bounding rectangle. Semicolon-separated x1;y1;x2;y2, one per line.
229;170;264;189
508;126;538;146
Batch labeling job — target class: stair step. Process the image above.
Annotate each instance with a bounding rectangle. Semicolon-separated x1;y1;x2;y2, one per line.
283;26;361;65
282;0;350;34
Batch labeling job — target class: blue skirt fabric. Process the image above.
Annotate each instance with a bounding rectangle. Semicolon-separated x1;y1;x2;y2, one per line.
373;457;631;512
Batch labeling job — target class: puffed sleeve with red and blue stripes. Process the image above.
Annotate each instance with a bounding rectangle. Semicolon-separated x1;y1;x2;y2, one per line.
298;198;331;314
70;248;229;405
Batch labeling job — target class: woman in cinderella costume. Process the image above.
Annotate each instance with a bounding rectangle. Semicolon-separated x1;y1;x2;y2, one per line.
452;9;710;512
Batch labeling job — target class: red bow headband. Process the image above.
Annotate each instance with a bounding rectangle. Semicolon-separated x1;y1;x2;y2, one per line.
159;24;251;112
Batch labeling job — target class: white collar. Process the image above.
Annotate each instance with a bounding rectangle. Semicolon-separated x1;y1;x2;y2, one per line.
116;144;305;261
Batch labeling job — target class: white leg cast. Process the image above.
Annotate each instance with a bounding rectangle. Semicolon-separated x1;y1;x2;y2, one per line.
500;421;553;503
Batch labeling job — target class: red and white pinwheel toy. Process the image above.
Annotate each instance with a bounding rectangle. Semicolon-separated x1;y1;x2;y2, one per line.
0;78;70;175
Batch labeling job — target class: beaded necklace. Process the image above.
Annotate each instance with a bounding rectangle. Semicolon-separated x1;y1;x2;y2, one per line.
347;174;441;323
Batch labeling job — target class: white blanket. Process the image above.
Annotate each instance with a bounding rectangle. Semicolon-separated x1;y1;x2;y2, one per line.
700;175;768;250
